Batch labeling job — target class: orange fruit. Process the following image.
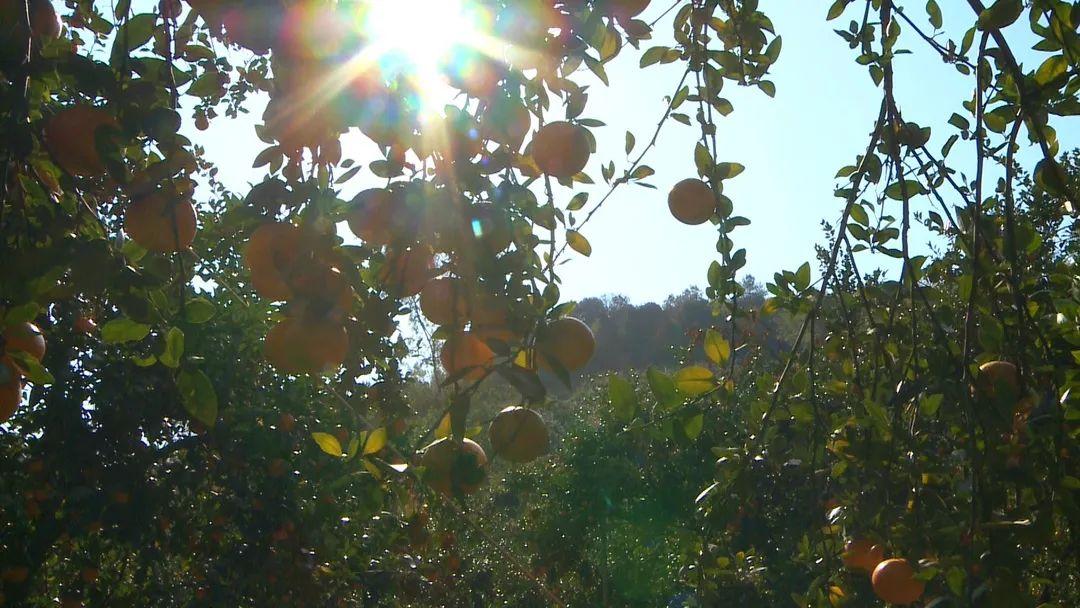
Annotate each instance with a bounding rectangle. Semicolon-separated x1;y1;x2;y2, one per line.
287;264;353;321
379;246;434;297
536;316;595;371
419;277;470;327
531;121;590;178
975;360;1019;401
463;203;513;255
74;316;97;334
606;0;651;20
1;0;60;61
34;0;60;38
43;105;118;177
419;437;488;497
489;406;549;463
124;194;197;253
278;413;296;432
871;558;925;605
263;94;338;154
219;4;281;54
668;178;717;225
440;333;495;382
471;322;521;348
346;188;395;246
264;317;348;375
0;355;22;422
480;98;531;149
3;321;45;362
245;222;302;301
841;539;884;573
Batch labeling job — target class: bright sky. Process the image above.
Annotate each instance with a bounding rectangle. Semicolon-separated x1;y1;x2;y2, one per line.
186;1;1078;305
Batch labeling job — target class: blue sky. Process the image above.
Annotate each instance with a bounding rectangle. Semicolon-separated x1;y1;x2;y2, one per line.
188;1;1078;305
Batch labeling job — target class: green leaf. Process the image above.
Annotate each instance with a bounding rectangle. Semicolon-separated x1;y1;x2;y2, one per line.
704;329;730;365
9;353;53;385
566;230;592;257
178;369;218;428
795;262;812;291
715;162;744;180
1035;56;1068;86
694;143;713;177
159;327;184;369
608;375;637;421
1035;158;1069;195
885;179;926;200
646;367;679;408
311;432;344;458
849;203;869;226
826;0;849;21
925;0;942;29
864;400;891;434
683;413;704;440
625;131;635;155
675;366;715;397
185;298;216;324
363;427;388;455
977;0;1023;30
111;13;156;62
566;192;589;211
2;303;40;325
101;318;151;344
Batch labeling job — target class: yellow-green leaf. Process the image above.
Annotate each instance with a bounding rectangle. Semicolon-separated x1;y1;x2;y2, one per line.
363;427;388;455
566;230;592;257
311;432;343;457
675;366;715;397
704;329;730;365
435;413;452;439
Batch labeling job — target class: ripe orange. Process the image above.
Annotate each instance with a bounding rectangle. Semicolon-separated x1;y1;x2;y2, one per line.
531;121;591;178
219;4;281;54
263;94;338;154
379;246;434;297
1;0;61;60
245;222;302;301
0;355;23;422
536;316;595;371
481;99;531;149
264;317;348;375
3;321;46;362
346;188;395;246
606;0;651;21
419;437;488;497
287;264;353;321
123;194;197;253
74;316;97;335
464;203;513;255
871;558;925;605
975;360;1019;401
32;0;61;39
841;539;884;573
43;105;118;177
489;406;549;463
668;178;717;225
440;333;495;382
420;277;470;327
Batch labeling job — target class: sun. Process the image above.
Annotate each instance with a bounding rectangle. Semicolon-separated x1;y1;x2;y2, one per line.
359;0;489;117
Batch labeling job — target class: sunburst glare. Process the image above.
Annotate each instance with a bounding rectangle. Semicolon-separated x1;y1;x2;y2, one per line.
360;0;488;118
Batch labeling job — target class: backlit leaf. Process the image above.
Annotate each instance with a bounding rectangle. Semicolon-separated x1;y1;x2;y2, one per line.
311;432;344;458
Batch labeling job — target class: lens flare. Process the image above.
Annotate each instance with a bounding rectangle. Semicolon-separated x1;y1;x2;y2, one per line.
360;0;489;117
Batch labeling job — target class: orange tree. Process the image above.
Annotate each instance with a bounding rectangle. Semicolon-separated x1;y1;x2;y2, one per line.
0;0;1077;606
